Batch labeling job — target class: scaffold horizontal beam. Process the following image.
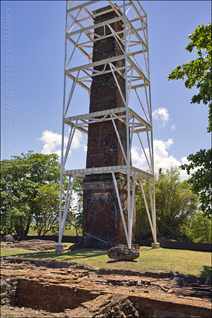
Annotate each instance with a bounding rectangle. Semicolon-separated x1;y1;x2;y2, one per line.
67;0;101;14
67;16;124;37
62;165;153;179
64;107;152;131
66;56;150;87
66;55;125;74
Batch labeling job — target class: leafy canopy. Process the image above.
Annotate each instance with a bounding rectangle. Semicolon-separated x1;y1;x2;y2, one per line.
168;24;212;218
1;151;84;237
34;183;60;236
181;149;211;217
168;23;212;132
0;151;60;236
181;212;212;244
135;168;198;241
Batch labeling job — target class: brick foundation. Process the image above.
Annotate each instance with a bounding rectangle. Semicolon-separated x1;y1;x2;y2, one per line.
83;175;129;244
129;296;211;318
15;279;211;317
17;279;100;312
2;259;211;318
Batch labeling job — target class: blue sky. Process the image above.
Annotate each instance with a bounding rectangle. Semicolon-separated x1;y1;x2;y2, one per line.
1;1;211;178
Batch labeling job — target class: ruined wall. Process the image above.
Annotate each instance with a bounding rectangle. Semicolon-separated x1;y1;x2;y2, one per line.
2;259;211;318
14;279;212;317
17;279;100;312
129;296;211;318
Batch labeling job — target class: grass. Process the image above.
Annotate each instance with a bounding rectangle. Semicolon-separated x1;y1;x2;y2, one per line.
1;243;211;277
28;225;81;236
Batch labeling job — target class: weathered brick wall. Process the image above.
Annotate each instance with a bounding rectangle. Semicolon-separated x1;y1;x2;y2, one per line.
83;176;129;244
17;279;100;312
86;5;126;169
16;279;212;317
82;5;132;245
129;296;211;318
2;260;211;317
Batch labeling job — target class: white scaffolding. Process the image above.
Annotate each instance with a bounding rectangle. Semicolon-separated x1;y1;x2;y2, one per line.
56;0;159;250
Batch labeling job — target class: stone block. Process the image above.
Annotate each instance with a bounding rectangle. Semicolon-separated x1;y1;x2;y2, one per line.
151;242;160;249
55;244;64;253
3;235;15;242
108;246;139;261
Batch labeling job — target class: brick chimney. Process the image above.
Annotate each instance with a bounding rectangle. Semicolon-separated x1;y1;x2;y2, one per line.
82;5;133;245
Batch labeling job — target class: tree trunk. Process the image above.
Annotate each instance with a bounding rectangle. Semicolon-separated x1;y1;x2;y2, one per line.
75;226;78;236
24;222;31;236
15;225;25;237
203;219;209;243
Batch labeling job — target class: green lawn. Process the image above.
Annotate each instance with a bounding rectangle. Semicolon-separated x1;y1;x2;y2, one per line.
1;244;211;277
28;225;81;236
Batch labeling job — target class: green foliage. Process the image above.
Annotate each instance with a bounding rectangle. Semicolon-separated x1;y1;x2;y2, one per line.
136;168;198;241
0;151;84;237
181;212;212;244
34;183;60;236
181;149;212;218
135;180;152;240
168;23;212;218
65;179;83;236
168;23;212;132
0;151;60;236
156;169;198;240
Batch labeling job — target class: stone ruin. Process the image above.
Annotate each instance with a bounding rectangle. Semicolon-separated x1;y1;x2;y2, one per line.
1;257;211;318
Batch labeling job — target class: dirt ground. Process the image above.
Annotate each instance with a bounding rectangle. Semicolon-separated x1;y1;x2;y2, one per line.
2;239;67;251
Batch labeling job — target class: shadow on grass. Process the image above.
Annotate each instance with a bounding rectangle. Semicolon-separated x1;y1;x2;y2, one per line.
106;260;138;263
8;248;108;261
201;265;212;277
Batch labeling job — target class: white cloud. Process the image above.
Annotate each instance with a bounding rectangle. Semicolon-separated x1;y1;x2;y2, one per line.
131;146;146;168
132;138;189;180
171;123;176;131
181;156;189;165
154;138;176;170
72;130;83;149
38;130;67;155
152;108;169;127
38;129;86;157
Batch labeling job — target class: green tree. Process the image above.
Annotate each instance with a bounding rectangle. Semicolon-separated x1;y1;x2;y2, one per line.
182;149;211;218
65;179;83;236
0;151;60;236
1;151;84;237
136;168;198;241
168;23;212;218
135;180;152;240
156;168;198;240
181;212;212;244
34;183;60;236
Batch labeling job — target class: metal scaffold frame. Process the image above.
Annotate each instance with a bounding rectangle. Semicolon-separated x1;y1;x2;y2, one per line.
56;0;159;250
